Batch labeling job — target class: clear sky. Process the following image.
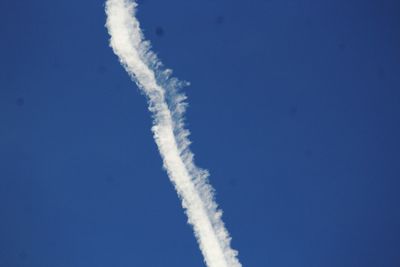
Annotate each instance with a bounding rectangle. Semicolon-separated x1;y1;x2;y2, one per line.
1;0;399;266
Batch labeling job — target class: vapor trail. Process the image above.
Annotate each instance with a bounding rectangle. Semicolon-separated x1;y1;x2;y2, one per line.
105;1;242;266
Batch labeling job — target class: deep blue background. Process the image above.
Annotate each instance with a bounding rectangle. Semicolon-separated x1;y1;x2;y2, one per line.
1;0;399;266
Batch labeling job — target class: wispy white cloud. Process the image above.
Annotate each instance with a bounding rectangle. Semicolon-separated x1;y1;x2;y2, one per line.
105;1;242;266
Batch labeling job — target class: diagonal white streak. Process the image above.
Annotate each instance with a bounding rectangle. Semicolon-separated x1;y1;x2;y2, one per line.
105;1;242;266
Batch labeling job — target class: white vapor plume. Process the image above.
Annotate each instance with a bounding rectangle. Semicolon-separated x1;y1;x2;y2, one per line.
105;1;242;266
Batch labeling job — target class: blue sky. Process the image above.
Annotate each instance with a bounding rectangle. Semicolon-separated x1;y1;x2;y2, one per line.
1;0;400;266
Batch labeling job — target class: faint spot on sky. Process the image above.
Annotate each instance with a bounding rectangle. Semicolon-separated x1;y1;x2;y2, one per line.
18;251;28;261
16;97;24;106
215;16;225;25
105;175;115;184
97;65;107;75
52;57;62;70
155;26;164;37
337;42;346;51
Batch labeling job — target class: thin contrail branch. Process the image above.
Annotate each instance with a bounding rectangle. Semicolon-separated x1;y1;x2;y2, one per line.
105;1;242;266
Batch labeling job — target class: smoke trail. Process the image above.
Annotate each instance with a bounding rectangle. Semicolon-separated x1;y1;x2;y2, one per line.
105;1;242;266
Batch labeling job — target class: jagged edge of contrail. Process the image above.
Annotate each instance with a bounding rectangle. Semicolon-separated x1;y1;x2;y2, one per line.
105;1;242;266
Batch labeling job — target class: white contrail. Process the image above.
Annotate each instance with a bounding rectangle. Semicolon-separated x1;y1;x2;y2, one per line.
105;1;242;266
